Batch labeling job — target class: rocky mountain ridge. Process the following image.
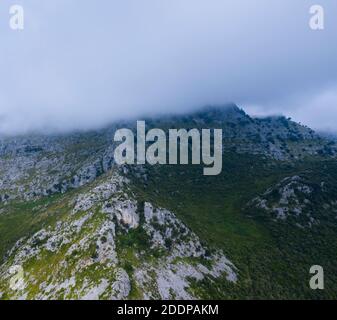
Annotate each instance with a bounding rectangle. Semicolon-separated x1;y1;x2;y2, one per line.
0;170;236;299
1;105;337;299
0;105;335;203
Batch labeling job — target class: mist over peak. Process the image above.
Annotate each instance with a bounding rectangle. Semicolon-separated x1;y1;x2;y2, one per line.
0;0;336;135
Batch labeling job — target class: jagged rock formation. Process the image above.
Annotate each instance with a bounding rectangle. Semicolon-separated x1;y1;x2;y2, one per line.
0;170;236;300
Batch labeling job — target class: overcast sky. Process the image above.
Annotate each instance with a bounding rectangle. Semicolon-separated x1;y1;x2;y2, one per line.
0;0;337;135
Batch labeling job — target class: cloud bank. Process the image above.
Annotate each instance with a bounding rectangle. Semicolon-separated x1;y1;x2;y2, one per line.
0;0;336;134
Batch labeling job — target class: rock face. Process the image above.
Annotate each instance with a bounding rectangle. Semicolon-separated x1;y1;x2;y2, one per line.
0;170;236;300
0;131;117;203
247;175;337;228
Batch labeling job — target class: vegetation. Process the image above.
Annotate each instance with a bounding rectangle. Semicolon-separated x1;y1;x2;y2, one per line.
130;153;337;299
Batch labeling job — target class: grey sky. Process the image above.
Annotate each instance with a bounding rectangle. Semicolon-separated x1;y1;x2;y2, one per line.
0;0;337;135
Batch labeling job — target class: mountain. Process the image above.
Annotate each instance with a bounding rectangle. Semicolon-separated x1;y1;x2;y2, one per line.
1;104;337;299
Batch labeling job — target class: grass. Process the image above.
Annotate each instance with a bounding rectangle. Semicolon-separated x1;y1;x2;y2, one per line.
0;193;71;263
2;151;337;299
129;152;337;299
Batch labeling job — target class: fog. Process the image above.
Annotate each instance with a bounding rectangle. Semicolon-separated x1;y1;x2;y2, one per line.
0;0;336;135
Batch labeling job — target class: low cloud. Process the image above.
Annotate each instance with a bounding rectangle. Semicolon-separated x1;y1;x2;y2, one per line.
0;0;336;135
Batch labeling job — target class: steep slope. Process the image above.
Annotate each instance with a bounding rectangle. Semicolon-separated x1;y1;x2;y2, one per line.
132;156;337;299
1;104;335;203
0;169;236;299
1;105;337;299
